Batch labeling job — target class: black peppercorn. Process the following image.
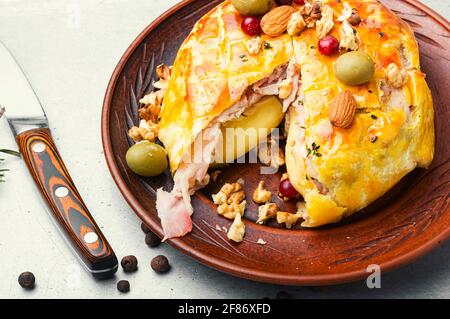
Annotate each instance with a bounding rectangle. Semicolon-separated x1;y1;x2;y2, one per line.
18;272;35;289
151;255;171;273
141;222;151;234
145;232;161;248
117;280;130;293
370;135;378;143
121;255;138;273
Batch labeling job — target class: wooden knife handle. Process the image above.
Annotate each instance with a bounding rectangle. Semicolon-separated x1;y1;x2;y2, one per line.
17;128;118;279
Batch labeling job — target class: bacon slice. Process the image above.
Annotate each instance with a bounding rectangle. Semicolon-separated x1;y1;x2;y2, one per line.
156;188;193;241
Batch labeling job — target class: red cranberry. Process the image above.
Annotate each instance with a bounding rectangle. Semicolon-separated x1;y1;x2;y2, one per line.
318;35;340;56
293;0;305;4
279;178;299;198
241;16;261;36
276;0;293;5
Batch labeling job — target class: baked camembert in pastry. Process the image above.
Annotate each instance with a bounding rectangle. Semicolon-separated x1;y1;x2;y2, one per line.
148;0;434;239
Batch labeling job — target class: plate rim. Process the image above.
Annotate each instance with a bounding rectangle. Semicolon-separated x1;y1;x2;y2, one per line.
101;0;450;286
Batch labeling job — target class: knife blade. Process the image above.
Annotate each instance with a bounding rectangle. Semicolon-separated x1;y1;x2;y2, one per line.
0;41;118;279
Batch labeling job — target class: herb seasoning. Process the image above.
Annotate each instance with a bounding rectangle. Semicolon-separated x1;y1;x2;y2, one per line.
307;142;322;158
263;42;272;50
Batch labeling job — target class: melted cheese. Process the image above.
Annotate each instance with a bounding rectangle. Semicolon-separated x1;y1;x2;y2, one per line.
159;2;293;172
159;0;434;227
303;191;347;227
286;0;434;225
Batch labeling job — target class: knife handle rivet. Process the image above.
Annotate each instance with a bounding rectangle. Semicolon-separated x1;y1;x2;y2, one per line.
55;186;69;198
32;142;46;153
83;232;99;244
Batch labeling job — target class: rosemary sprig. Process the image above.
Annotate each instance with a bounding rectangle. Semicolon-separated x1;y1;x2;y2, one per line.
0;149;20;182
0;169;9;182
0;149;20;157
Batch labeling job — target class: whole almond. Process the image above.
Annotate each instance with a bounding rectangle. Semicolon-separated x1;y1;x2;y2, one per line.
261;6;297;37
329;91;357;128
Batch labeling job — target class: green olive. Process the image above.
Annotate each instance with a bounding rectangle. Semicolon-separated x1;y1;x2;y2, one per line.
334;51;375;86
126;141;168;177
232;0;273;16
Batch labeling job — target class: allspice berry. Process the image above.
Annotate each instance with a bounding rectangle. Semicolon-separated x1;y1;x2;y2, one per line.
117;280;130;293
145;232;161;248
140;222;151;234
121;255;138;273
151;255;170;274
18;272;35;289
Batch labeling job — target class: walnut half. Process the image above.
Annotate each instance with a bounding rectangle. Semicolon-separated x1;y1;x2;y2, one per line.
316;5;334;39
252;181;272;204
276;211;302;229
247;37;262;55
301;1;322;28
386;63;409;88
128;120;159;142
339;21;360;51
257;203;279;224
156;64;171;81
212;182;247;220
227;213;245;243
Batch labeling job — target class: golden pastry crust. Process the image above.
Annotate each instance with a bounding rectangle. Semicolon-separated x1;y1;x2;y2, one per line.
158;0;434;228
159;1;293;172
286;0;434;227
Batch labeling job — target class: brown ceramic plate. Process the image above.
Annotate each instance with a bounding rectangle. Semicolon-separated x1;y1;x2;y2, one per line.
102;0;450;285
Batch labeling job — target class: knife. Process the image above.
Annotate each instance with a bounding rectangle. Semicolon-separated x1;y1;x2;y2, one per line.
0;41;118;279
